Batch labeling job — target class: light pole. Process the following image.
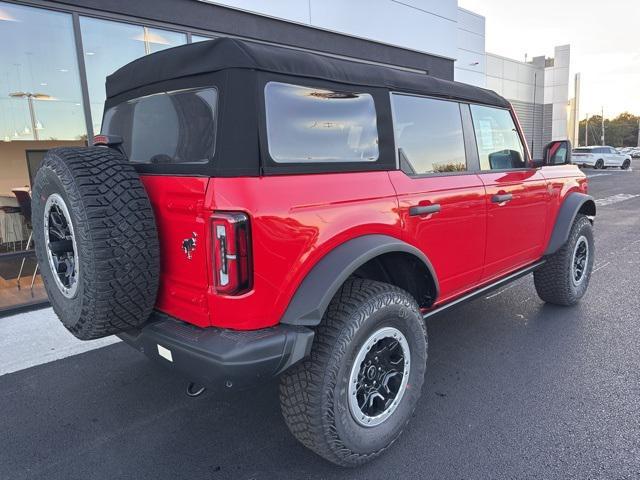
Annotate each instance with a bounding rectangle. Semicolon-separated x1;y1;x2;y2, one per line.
601;106;605;146
8;91;50;141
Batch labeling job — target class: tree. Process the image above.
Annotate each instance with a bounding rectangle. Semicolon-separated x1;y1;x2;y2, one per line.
578;113;640;147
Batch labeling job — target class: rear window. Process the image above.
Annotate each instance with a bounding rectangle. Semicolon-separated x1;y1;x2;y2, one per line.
102;87;218;164
264;82;379;163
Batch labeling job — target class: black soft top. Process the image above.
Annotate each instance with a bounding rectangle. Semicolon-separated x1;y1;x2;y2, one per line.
106;37;509;108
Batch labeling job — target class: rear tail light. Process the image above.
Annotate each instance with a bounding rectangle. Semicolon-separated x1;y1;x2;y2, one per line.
211;212;252;295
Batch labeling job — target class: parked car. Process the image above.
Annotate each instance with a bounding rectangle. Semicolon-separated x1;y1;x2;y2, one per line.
31;38;596;467
630;148;640;158
572;146;632;169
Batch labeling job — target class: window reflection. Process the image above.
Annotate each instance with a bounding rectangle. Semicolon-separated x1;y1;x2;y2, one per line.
80;17;186;134
265;82;379;163
0;2;85;144
191;34;214;43
0;1;86;311
470;105;526;170
391;94;466;175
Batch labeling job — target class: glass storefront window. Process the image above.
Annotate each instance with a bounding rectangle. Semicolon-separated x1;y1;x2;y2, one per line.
80;17;186;134
0;3;206;315
0;3;85;145
0;1;87;313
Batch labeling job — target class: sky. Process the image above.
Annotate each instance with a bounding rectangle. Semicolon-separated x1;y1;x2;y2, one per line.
459;0;640;119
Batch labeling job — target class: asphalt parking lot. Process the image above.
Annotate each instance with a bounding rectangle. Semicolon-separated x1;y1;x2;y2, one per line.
1;162;639;480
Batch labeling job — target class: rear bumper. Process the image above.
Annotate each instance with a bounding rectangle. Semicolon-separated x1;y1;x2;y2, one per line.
573;158;595;166
118;311;314;390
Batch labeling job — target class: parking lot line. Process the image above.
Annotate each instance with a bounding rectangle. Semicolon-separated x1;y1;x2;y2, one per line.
594;193;640;207
592;261;611;273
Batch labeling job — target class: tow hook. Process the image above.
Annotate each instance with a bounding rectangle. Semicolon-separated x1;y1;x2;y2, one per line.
186;381;207;398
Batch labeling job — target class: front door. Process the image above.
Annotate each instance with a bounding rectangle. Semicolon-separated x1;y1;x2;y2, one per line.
606;147;625;167
389;94;486;302
469;104;550;281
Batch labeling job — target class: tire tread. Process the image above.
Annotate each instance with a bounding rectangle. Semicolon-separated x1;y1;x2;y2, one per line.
279;279;426;466
33;147;159;339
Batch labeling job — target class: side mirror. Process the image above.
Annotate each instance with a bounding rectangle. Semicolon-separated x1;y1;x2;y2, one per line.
543;140;572;166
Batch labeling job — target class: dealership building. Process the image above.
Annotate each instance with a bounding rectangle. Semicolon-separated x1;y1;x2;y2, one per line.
0;0;579;314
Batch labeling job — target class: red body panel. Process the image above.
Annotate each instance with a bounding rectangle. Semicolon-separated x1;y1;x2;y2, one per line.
388;171;486;302
478;169;550;281
539;164;589;248
140;176;212;328
207;172;400;329
142;172;400;330
140;163;586;331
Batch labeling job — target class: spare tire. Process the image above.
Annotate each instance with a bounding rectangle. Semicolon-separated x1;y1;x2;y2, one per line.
32;147;160;340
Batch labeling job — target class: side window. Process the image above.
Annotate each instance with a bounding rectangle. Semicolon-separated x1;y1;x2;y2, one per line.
470;105;526;170
391;94;467;175
264;82;379;163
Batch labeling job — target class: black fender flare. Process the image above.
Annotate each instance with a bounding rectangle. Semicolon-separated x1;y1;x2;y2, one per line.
280;234;438;327
544;192;596;255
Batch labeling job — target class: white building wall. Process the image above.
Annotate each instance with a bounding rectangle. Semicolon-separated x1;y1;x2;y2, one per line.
485;53;545;105
200;0;459;60
485;53;546;158
455;7;486;87
544;44;571;140
198;1;574;151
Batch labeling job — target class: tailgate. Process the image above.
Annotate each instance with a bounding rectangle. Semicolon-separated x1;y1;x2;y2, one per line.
140;175;212;327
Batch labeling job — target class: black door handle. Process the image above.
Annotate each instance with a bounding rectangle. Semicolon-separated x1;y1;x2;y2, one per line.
491;193;513;204
409;204;441;216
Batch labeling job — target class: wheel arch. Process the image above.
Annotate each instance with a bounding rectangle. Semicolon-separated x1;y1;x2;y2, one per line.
280;234;438;327
544;192;596;255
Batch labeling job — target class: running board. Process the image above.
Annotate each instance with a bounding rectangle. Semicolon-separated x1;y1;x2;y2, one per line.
423;260;546;319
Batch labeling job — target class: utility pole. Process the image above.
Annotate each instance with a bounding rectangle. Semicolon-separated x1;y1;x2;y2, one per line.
601;106;605;145
531;72;537;157
585;114;589;146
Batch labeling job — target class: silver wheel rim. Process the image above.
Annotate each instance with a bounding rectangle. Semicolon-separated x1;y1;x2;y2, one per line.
43;193;79;298
348;327;411;427
571;235;589;287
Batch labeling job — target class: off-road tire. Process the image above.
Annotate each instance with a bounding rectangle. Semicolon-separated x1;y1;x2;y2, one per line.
279;279;428;467
32;147;160;340
534;214;594;306
621;159;631;170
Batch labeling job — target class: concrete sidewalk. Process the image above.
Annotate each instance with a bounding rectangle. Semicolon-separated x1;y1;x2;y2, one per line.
0;307;118;376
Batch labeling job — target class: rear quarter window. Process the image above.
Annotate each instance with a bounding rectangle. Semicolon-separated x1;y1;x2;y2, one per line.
264;82;379;163
102;87;218;164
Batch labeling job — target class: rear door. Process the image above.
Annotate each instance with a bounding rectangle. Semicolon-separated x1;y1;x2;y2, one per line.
389;94;486;301
469;104;551;281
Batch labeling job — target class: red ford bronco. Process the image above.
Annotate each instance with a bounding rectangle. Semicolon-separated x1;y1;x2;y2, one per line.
32;38;595;466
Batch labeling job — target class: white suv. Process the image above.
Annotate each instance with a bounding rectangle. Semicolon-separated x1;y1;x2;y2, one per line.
572;146;632;169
